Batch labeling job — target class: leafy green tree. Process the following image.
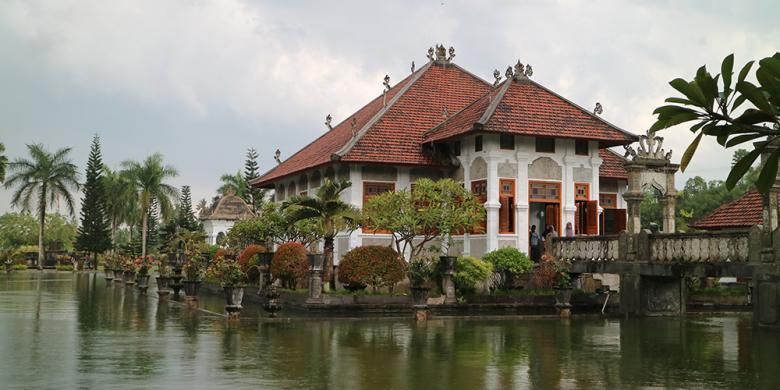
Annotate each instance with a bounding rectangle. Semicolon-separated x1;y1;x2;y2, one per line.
0;212;38;249
0;143;7;183
121;153;178;259
45;214;78;252
176;185;201;232
227;202;320;248
75;135;111;260
651;53;780;192
362;178;484;261
103;166;135;248
4;144;79;268
196;198;209;217
217;171;248;199
283;178;360;288
243;148;267;212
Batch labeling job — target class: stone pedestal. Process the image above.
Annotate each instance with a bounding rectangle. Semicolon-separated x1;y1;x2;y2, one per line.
306;270;323;304
440;256;457;304
753;266;780;327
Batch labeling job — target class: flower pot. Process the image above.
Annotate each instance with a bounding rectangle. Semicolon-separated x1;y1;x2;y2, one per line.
124;271;136;285
410;286;430;307
4;262;12;274
104;269;114;281
137;274;150;294
224;286;244;317
343;283;367;292
113;269;124;283
182;280;201;297
554;287;573;307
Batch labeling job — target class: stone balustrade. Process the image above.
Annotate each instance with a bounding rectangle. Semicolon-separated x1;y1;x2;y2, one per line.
553;235;620;262
648;230;750;263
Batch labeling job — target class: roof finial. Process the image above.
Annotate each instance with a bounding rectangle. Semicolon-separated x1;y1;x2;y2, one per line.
383;74;391;92
514;60;525;79
593;102;603;115
505;65;514;80
350;117;357;137
448;46;456;61
274;149;281;164
429;44;455;65
492;69;502;87
325;114;333;130
427;47;435;62
411;60;415;73
524;64;533;77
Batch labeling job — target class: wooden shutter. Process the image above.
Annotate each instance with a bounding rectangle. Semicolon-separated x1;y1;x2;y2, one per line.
614;208;627;233
363;182;395;234
471;180;487;234
586;200;599;235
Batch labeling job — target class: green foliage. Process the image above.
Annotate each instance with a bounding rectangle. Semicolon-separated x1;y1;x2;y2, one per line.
362;178;485;261
483;247;533;275
121;153;178;258
227;202;321;248
55;264;74;271
407;256;436;287
237;244;266;283
0;212;77;251
271;242;308;289
244;148;267;213
0;143;7;183
205;256;247;287
3;144;79;267
175;186;201;232
453;255;493;292
102;166;136;247
75;135;112;257
217;171;248;199
651;53;780;193
338;246;407;291
182;257;204;281
531;259;571;289
12;264;27;271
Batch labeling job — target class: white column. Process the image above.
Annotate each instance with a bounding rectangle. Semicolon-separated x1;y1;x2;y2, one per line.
486;156;500;251
590;149;603;233
348;164;363;249
563;155;577;231
397;167;410;190
516;151;530;253
461;154;471;256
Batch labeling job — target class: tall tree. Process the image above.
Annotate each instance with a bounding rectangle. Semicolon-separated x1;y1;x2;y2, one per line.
283;179;360;289
196;198;209;217
75;136;112;261
243;148;267;212
4;144;79;268
176;185;200;232
103;166;135;248
0;143;7;183
121;153;178;259
650;53;780;192
217;171;248;199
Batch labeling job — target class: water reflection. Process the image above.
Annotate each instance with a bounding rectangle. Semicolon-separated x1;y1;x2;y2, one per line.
0;272;777;389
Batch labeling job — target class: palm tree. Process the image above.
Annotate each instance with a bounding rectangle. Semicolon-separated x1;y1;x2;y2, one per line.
102;166;135;248
217;171;248;199
0;143;8;183
121;154;178;259
196;198;209;217
4;144;79;269
283;178;360;289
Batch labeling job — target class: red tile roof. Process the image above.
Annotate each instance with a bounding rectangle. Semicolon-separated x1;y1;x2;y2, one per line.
599;148;629;180
690;190;771;230
254;62;491;187
424;77;638;147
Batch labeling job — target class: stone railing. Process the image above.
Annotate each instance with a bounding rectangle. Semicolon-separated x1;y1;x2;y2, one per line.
553;235;620;262
648;230;750;263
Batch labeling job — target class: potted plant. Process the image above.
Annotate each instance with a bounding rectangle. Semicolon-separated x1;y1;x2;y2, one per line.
552;261;574;308
102;254;114;281
135;256;154;294
155;254;172;297
4;258;12;274
122;258;136;285
182;256;204;299
408;257;435;307
206;256;247;318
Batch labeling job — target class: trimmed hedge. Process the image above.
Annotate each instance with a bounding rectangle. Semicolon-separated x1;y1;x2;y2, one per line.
338;246;406;292
271;242;308;289
238;244;266;283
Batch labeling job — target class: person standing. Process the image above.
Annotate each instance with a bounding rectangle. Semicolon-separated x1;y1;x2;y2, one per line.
530;225;542;262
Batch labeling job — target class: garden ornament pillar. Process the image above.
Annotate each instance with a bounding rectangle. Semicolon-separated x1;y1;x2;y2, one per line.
306;254;324;304
440;256;457;304
623;130;679;234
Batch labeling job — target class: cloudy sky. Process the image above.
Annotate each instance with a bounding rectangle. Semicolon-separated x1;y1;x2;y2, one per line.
1;0;778;215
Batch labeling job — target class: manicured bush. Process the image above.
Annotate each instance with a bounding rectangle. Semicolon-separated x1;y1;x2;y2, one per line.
338;246;407;292
483;247;533;275
12;264;28;271
454;256;494;292
55;264;74;271
271;242;308;289
205;257;246;287
238;244;266;283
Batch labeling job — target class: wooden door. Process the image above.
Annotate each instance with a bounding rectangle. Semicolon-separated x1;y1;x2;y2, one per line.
545;204;560;234
586;200;599;235
499;179;515;234
614;209;627;233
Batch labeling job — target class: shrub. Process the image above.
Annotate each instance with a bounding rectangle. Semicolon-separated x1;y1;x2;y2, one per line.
453;256;494;293
55;264;74;271
238;244;266;283
338;246;407;292
531;256;570;289
408;256;436;287
272;242;308;289
12;264;28;271
483;247;533;275
205;257;246;287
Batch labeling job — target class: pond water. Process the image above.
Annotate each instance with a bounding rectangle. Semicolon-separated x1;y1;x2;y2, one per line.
0;272;778;389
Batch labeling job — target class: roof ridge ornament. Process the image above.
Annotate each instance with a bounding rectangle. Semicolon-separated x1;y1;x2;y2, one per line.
325;114;333;130
511;60;533;81
383;75;391;106
274;149;281;164
411;60;415;73
624;130;672;161
492;69;502;87
350;117;357;138
593;103;603;115
427;44;455;65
